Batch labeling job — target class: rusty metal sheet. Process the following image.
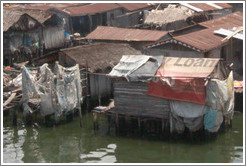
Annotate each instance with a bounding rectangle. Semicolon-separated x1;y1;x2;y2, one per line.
199;12;243;29
19;3;87;11
144;12;242;51
173;28;227;52
117;3;154;11
188;3;217;12
184;3;232;12
85;26;168;42
62;3;121;16
214;3;233;9
144;28;227;52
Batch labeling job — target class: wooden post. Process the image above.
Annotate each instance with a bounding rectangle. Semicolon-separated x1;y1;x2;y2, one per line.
85;62;90;113
138;117;141;136
93;112;98;130
97;75;101;106
76;65;82;127
115;113;119;135
230;39;233;64
107;114;111;134
88;15;92;32
12;109;17;126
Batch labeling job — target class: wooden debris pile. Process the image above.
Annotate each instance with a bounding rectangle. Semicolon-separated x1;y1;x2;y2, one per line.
3;61;30;113
3;69;23;112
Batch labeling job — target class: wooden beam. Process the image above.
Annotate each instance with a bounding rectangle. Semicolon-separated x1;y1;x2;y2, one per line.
222;26;243;42
3;92;16;107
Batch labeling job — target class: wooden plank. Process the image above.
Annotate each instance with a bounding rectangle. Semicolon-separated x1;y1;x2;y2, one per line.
3;93;16;107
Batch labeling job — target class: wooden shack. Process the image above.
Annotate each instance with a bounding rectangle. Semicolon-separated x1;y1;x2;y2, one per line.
107;55;234;135
143;12;243;62
3;8;65;66
58;43;142;103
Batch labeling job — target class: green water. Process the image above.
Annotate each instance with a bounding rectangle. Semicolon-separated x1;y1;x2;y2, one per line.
3;112;243;163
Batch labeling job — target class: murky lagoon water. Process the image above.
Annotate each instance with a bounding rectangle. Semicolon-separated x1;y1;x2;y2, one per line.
3;112;243;163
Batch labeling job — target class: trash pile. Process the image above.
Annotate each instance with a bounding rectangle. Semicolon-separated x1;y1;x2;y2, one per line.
3;62;32;112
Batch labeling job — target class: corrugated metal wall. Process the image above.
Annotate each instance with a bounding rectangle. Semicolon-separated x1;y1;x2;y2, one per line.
43;26;65;49
114;81;170;119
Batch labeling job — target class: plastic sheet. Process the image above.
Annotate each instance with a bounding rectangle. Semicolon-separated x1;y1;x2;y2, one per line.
21;63;82;120
204;107;223;133
206;71;234;118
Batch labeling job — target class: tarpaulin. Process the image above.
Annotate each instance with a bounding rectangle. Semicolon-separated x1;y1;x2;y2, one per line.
206;71;234;117
147;57;221;104
204;107;223;133
108;55;163;82
127;56;163;82
147;77;206;104
157;57;220;78
170;100;206;118
169;100;206;133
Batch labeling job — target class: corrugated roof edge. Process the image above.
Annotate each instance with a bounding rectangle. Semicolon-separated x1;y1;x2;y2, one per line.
143;35;229;53
85;26;169;42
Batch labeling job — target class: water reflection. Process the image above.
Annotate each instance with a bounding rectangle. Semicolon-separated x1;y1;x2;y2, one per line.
3;113;243;163
80;144;117;163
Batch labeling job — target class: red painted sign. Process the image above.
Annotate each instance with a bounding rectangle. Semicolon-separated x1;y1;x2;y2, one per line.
147;77;206;105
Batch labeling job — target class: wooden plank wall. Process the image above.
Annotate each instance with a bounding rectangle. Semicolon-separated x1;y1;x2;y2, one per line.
114;81;170;119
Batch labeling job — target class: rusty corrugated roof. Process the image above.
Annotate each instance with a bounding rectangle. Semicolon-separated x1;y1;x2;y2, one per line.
181;3;232;12
85;26;168;42
214;3;233;9
173;28;227;52
144;12;243;52
199;11;243;29
62;3;121;16
117;3;154;11
144;28;227;52
17;3;88;11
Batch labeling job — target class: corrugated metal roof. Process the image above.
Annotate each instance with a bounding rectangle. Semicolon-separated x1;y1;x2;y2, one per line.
144;28;227;52
62;3;121;16
17;3;88;11
144;12;243;52
173;28;227;52
181;3;232;12
117;3;154;11
85;26;168;42
214;3;233;9
199;11;243;29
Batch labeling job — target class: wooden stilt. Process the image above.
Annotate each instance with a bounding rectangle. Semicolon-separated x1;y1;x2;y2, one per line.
107;114;111;134
116;113;119;135
12;110;17;126
93;112;98;130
